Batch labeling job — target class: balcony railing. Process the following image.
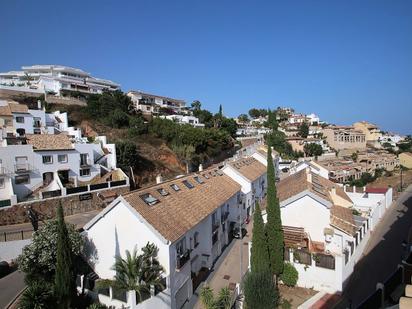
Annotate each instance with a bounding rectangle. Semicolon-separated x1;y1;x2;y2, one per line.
14;163;32;173
212;222;220;232
221;211;230;222
33;121;42;128
176;250;191;270
80;159;91;167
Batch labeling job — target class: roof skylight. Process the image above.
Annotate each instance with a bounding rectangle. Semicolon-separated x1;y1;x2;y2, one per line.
157;188;169;196
194;176;204;184
140;193;159;206
182;180;194;189
170;184;180;191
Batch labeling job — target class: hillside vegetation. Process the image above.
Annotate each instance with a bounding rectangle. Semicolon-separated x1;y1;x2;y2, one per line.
54;91;238;187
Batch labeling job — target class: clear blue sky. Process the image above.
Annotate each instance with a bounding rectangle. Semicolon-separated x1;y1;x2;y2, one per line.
1;0;411;134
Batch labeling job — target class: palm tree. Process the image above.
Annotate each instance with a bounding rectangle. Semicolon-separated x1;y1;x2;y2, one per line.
19;281;54;309
200;285;232;309
112;243;165;303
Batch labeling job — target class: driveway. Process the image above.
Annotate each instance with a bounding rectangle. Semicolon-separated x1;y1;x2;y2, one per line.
337;185;412;307
0;271;25;309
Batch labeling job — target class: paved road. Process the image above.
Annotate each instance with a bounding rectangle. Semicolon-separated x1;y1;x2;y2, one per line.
0;271;25;309
337;186;412;308
0;210;100;234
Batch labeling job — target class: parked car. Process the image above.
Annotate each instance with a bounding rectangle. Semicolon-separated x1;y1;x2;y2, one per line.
232;225;247;239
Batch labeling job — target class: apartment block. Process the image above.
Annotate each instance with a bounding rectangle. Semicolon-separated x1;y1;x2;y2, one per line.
127;90;186;115
323;126;366;151
353;121;382;142
0;65;119;97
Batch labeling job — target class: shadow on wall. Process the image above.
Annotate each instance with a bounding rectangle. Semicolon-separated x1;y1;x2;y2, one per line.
338;196;412;308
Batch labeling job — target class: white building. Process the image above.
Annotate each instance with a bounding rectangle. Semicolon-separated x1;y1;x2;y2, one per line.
261;169;376;293
289;160;329;179
82;169;242;309
222;156;267;219
0;133;127;207
0;65;119;96
306;113;320;125
162;115;204;128
127;91;186;115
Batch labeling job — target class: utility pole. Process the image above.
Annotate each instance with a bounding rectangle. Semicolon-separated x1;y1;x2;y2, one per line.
400;166;403;192
239;199;243;285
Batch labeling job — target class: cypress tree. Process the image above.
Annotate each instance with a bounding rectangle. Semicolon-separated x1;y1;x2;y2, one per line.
250;202;270;273
264;145;284;277
54;203;75;308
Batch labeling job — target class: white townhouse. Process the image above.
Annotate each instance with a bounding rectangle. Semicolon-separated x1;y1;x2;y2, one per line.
82;169;242;309
0;100;72;137
251;147;279;172
0;65;120;96
262;169;373;293
289;160;329;179
222;157;267;219
0;133;125;207
127;90;186;115
162;115;204;128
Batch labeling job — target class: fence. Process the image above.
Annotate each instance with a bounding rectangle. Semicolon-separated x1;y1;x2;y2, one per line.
315;253;336;270
1;230;33;242
293;249;312;265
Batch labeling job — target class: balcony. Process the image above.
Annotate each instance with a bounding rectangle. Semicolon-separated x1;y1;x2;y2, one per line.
212;222;220;233
14;163;32;173
221;211;229;222
33;121;42;128
176;250;191;270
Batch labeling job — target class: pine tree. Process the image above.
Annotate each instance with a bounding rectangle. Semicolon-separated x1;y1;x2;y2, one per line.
54;203;75;308
250;202;270;273
264;145;284;277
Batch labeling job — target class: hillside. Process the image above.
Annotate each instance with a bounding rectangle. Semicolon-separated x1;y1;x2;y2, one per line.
50;94;237;188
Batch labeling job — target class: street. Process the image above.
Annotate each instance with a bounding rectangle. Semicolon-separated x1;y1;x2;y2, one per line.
0;271;25;309
338;185;412;308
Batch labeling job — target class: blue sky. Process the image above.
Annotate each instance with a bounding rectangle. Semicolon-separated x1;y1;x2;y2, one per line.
1;0;411;134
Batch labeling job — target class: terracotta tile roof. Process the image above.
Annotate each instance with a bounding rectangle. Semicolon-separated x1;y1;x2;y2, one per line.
283;226;307;248
365;187;389;194
330;205;357;235
26;134;74;151
0;105;12;116
229;157;266;182
9;103;29;114
277;169;353;204
123;170;241;243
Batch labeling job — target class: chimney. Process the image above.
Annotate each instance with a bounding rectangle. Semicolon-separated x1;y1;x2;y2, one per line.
306;168;312;183
331;186;336;195
156;174;163;184
199;164;203;172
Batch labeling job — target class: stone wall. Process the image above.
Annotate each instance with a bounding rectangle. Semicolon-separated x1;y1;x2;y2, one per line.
0;187;129;226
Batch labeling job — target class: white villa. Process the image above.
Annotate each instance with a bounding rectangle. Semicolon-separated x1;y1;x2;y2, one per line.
261;168;392;293
127;91;186;115
0;65;120;96
82;169;245;309
161;115;204;128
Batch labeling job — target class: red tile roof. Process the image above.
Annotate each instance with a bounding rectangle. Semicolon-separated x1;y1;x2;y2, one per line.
365;187;389;194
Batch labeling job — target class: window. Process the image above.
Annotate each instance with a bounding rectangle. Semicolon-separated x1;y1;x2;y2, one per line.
176;238;186;256
182;180;194;189
170;184;180;191
194;232;199;248
80;153;89;166
15;174;30;184
0;178;4;189
80;168;90;177
140;193;159;206
157;188;169;196
203;173;210;179
58;154;68;163
194;176;204;184
42;155;53;164
16;116;24;123
216;169;223;176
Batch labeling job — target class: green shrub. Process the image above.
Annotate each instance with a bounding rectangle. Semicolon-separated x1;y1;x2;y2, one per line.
280;262;298;287
19;281;54;309
244;271;279;309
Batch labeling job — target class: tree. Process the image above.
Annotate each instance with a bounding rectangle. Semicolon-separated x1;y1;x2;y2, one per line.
107;109;129;128
264;145;284;278
265;109;278;131
19;281;54;309
18;218;83;282
248;108;261;119
200;286;232;309
298;122;309;138
128;116;147;136
112;243;164;303
191;100;202;111
303;143;323;157
279;263;298;286
220;117;238;138
116;141;140;170
54;203;76;308
218;104;223;117
171;143;196;173
238;114;249;123
250;202;270;273
244;271;278;309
